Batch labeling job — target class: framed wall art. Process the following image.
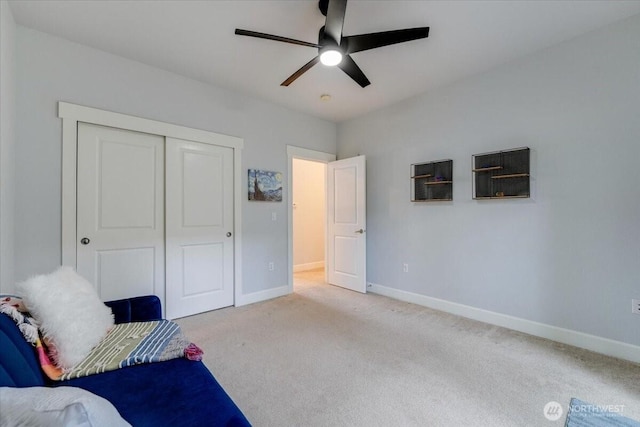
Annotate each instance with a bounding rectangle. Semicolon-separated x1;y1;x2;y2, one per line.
248;169;283;201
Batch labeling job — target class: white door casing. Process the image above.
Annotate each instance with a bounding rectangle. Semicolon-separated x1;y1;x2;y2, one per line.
327;156;366;293
63;103;244;315
76;123;165;304
165;138;234;319
286;146;336;293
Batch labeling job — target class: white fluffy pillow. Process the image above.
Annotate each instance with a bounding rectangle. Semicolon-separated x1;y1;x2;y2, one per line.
17;266;114;370
0;386;131;427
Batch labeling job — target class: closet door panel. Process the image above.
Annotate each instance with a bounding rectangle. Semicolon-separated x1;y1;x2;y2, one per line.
76;123;165;305
165;138;234;319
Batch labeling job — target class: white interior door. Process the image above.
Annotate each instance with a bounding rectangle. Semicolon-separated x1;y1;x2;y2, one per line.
165;138;234;319
76;123;165;305
327;156;366;293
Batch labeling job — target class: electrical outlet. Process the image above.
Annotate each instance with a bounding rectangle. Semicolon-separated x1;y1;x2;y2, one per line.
403;263;409;273
632;299;640;315
271;212;277;221
268;262;274;271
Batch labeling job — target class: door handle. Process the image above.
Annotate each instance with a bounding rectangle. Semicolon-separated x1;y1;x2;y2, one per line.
355;229;365;234
80;237;90;245
226;232;232;237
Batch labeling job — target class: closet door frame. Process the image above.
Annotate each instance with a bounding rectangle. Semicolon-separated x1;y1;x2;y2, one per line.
58;102;245;306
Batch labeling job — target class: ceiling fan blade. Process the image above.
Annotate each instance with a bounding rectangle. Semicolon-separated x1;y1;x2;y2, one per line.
337;55;370;88
343;27;429;54
235;29;321;49
324;0;347;45
281;56;320;86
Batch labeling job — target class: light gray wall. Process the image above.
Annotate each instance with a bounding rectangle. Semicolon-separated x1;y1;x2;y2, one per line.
0;1;16;294
338;15;640;346
293;158;326;269
14;26;336;296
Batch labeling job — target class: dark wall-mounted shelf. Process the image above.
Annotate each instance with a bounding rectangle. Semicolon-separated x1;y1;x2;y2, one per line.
411;159;453;202
472;147;530;199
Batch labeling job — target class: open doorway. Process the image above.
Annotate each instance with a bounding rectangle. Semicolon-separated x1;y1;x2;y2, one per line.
286;146;336;293
292;158;326;290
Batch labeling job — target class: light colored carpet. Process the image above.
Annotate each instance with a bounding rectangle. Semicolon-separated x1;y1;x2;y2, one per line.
176;270;640;427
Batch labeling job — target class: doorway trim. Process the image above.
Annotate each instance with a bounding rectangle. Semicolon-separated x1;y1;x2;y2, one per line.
286;145;336;293
58;102;245;305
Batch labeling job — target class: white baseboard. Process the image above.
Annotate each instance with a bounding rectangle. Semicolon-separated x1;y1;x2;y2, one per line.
236;285;289;307
293;261;324;273
368;283;640;364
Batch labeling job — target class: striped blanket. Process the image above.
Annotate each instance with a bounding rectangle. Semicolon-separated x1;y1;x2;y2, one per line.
58;320;191;381
1;296;202;381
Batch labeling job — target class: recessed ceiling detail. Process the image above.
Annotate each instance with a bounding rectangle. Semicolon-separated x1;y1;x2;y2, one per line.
8;1;640;122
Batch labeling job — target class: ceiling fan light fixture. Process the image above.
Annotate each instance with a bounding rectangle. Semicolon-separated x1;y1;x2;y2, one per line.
235;0;430;87
320;49;343;66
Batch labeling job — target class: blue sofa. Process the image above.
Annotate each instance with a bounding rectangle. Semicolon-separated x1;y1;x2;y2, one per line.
0;295;250;427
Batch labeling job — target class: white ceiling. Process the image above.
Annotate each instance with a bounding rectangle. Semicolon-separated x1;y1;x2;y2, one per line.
8;0;640;123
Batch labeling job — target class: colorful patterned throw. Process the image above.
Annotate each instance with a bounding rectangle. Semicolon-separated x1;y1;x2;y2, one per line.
0;295;203;381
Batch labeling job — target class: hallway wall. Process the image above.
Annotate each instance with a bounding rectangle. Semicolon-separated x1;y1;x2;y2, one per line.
292;159;326;272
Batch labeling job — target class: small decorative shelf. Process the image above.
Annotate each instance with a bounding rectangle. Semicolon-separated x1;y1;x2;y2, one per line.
472;166;503;172
472;147;530;199
491;173;529;179
411;159;453;202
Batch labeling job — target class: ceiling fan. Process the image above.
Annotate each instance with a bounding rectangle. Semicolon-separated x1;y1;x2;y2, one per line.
235;0;429;88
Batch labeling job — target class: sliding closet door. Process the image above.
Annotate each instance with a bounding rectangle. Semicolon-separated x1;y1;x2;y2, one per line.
76;123;165;304
165;138;234;319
